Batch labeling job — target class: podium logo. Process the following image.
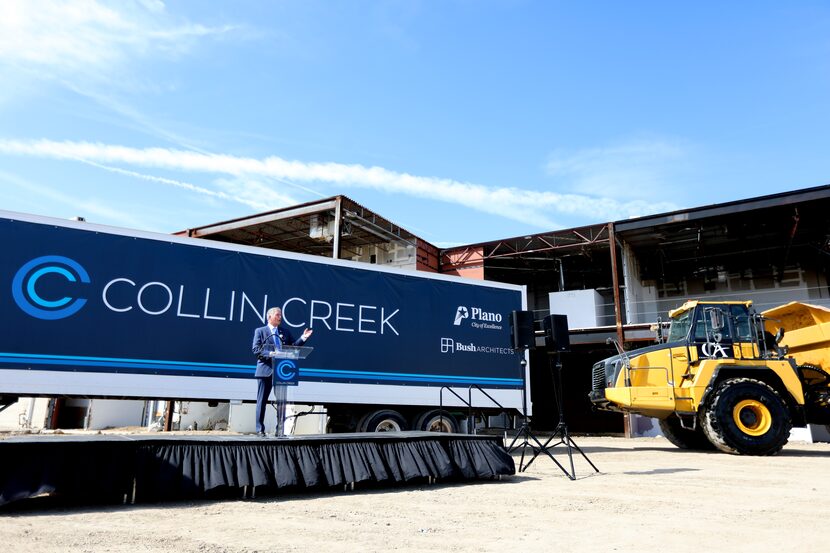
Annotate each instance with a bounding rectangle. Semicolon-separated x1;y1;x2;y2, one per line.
12;256;90;320
276;359;298;382
453;306;469;326
440;337;454;353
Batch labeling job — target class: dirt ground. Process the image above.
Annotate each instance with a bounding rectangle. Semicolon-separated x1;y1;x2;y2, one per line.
2;435;829;553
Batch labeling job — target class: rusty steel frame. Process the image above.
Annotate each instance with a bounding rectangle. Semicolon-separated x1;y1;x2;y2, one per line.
440;224;610;269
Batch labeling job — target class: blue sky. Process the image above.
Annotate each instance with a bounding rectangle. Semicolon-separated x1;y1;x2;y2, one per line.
0;1;828;246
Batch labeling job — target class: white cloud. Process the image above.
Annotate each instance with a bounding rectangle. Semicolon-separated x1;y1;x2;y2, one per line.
0;138;681;229
0;169;149;228
546;139;691;202
0;0;234;87
0;1;242;153
212;176;300;212
77;159;296;211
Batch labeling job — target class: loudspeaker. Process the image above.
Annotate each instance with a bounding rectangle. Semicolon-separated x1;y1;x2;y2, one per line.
510;310;536;350
543;314;570;352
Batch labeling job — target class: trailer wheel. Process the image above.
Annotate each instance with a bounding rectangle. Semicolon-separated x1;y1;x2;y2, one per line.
414;410;458;433
700;377;791;455
358;410;408;432
657;415;715;450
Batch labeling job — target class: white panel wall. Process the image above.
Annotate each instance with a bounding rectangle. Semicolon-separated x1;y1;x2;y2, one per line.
548;290;603;328
86;399;146;430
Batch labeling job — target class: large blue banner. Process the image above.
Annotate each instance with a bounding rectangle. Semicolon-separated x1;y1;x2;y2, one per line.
0;217;524;389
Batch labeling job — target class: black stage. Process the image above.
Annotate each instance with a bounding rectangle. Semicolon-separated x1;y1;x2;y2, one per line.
0;431;514;508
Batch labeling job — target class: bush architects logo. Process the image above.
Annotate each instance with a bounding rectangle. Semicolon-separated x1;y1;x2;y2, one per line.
440;337;513;355
441;337;454;353
12;255;90;320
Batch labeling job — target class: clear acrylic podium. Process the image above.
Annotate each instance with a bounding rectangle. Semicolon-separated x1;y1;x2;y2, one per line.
267;346;313;437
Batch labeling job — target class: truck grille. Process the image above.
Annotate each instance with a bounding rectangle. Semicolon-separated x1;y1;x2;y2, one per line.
592;362;606;392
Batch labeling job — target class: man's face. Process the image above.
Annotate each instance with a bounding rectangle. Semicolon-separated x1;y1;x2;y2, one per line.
268;309;282;326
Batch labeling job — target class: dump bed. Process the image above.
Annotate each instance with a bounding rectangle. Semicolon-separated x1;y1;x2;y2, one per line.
762;302;830;370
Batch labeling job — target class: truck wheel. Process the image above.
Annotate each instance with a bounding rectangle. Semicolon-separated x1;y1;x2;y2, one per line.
657;415;715;450
358;410;408;432
700;377;792;455
414;410;458;433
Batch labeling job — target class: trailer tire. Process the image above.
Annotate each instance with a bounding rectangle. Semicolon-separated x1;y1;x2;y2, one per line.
358;410;408;433
414;410;458;433
700;377;791;455
657;415;715;450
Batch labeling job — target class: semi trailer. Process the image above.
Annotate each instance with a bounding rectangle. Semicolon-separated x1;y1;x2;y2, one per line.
0;210;529;433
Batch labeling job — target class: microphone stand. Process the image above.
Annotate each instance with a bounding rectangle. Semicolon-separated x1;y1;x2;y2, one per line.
269;331;288;438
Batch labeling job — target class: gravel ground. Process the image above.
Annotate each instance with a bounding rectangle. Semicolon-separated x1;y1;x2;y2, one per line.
2;435;829;552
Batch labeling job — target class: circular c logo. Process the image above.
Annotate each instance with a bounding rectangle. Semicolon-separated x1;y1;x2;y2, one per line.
276;360;297;382
12;255;90;320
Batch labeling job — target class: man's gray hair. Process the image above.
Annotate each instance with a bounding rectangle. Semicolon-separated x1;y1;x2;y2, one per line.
267;307;281;319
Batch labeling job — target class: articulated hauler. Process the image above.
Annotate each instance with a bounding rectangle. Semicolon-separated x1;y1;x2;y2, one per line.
590;300;830;455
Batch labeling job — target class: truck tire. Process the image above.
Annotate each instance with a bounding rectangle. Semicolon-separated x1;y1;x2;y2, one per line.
657;415;715;450
414;409;458;433
358;409;408;432
700;377;792;455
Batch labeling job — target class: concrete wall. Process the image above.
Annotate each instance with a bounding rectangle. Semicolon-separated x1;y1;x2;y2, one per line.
228;402;326;435
650;265;828;321
86;400;146;430
622;241;658;324
348;240;417;270
0;397;50;431
177;401;230;431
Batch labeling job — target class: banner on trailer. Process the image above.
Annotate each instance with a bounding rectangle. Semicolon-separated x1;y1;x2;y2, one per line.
0;217;524;389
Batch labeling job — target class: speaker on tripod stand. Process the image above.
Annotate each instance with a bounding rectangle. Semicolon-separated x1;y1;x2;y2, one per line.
510;310;536;351
521;314;599;479
506;310;568;472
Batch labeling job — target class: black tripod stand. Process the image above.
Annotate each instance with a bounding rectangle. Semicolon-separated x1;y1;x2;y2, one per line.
522;352;599;479
506;350;571;474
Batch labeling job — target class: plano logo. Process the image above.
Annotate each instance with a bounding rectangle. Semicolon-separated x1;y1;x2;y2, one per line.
453;305;503;330
470;307;502;322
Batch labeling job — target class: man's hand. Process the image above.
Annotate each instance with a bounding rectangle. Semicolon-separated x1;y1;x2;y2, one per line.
302;328;313;340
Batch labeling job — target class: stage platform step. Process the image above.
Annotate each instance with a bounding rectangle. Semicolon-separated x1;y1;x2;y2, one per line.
0;431;514;508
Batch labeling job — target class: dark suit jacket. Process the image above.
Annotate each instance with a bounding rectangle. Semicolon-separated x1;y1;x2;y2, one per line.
252;324;306;377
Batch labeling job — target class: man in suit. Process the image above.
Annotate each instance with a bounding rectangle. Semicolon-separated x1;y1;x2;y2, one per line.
252;306;313;436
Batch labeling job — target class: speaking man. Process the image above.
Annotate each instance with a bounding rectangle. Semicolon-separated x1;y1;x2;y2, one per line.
252;306;313;436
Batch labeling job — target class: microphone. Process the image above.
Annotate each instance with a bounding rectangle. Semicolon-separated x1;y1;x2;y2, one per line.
255;329;281;359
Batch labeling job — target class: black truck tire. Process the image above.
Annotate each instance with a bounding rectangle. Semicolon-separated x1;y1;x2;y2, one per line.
658;415;715;450
414;409;458;433
358;409;408;432
700;377;792;455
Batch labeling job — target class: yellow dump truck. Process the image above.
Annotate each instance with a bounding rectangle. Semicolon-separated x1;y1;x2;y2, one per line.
589;300;830;455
